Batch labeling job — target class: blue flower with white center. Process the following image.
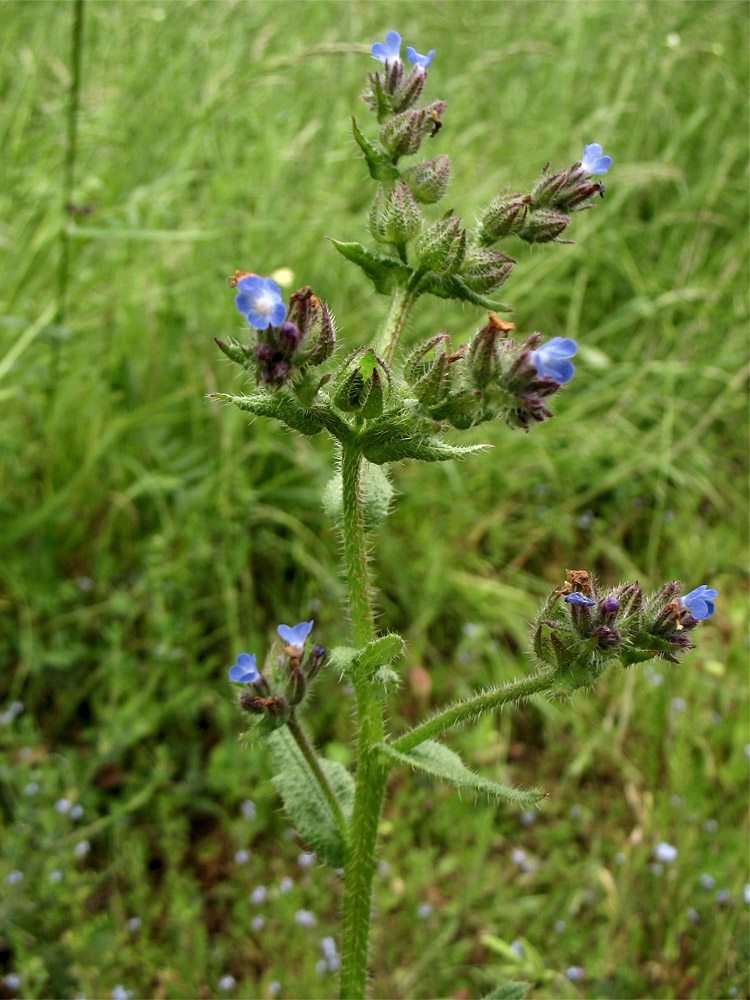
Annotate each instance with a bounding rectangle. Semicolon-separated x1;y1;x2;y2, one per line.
228;652;259;684
235;275;286;330
371;30;402;64
531;337;577;383
277;620;314;654
679;585;718;620
580;142;612;175
564;592;595;607
406;45;435;69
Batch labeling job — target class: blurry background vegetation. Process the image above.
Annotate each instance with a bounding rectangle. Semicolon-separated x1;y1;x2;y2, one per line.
0;1;747;998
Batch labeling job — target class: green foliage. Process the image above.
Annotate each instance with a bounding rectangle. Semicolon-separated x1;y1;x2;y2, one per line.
484;982;531;1000
267;727;353;868
377;740;544;806
0;0;747;997
328;239;411;294
322;462;394;530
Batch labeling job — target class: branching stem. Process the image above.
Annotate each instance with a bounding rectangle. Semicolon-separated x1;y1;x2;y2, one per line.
286;712;349;844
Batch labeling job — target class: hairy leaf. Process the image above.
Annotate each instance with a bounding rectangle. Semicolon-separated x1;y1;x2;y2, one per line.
328;239;411;295
267;727;353;868
483;982;531;1000
419;272;513;312
351;117;400;182
376;739;543;805
354;633;405;673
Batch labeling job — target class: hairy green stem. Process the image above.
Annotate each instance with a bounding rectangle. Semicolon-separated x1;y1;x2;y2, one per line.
286;712;349;844
391;670;556;754
375;282;420;366
339;443;387;1000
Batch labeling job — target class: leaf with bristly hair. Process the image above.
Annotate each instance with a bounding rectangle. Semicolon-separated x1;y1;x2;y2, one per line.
351;117;400;182
267;727;353;868
359;432;489;466
419;272;513;312
354;633;404;673
376;740;543;805
328;240;411;295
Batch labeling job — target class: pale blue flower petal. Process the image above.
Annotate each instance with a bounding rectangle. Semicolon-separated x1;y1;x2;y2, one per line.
406;46;435;68
531;336;578;383
278;620;314;651
372;30;402;63
228;652;258;683
235;275;286;330
680;585;718;620
581;142;612;175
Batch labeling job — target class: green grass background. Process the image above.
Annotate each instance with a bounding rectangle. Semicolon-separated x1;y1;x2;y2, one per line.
0;1;748;998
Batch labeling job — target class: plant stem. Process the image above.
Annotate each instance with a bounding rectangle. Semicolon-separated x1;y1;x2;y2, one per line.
375;281;420;366
339;443;387;1000
57;0;85;327
287;712;349;844
391;670;556;754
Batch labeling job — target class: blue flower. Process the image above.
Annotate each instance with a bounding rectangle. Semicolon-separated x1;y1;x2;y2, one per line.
235;275;286;330
277;620;314;653
580;142;612;175
371;30;402;64
680;585;718;620
228;652;259;684
531;337;577;383
406;46;435;69
565;593;596;606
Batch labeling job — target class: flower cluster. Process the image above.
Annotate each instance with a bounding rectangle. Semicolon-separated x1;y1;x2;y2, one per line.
228;620;327;724
533;571;718;690
217;276;335;390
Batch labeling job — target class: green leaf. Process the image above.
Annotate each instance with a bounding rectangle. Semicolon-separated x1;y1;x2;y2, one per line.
354;633;404;673
351;117;399;182
267;727;353;868
376;740;544;806
419;272;513;312
328;239;411;295
360;431;490;465
483;981;531;999
210;392;323;437
328;645;357;675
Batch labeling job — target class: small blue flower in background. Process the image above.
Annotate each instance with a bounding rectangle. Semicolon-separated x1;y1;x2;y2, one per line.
228;652;258;684
580;142;612;175
680;585;718;620
371;30;402;64
565;593;596;606
406;45;435;69
531;337;577;383
235;275;286;330
278;620;314;653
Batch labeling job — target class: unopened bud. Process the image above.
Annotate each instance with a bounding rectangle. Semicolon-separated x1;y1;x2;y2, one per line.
332;350;390;417
518;208;571;244
380;101;445;158
392;65;426;113
415;212;466;274
477;193;529;244
287;666;307;706
305;644;327;681
401;154;450;204
598;596;620;625
383;182;423;243
461;248;515;294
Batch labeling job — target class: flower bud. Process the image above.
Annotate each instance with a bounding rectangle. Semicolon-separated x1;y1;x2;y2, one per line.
287;666;307;706
466;314;514;389
332;350;390;417
286;286;336;367
392;65;426;113
598;596;620;625
415;212;466;274
477;193;529;244
401;154;450;204
305;644;327;681
461;248;515;294
531;165;604;213
383;182;423;243
380;101;445;158
518;208;571;244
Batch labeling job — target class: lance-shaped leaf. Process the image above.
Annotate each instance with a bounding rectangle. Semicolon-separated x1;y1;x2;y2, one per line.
267;727;354;868
376;740;543;806
328;239;411;295
419;272;513;312
209;392;323;437
360;431;489;466
352;117;400;182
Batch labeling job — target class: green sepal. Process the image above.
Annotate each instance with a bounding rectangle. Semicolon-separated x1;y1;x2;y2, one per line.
483;983;531;1000
328;239;411;295
209;392;323;437
376;740;544;806
418;273;512;312
352;117;400;182
267;727;353;868
214;337;250;366
354;633;404;673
